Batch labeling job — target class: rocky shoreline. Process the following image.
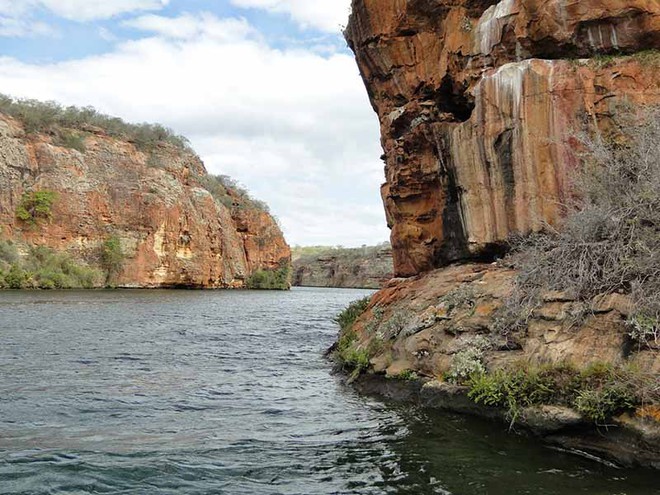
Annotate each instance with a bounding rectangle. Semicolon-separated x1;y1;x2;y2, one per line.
330;261;660;470
343;370;660;470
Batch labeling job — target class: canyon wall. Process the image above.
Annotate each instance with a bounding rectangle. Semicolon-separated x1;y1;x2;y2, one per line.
292;245;393;289
346;0;660;276
0;114;290;288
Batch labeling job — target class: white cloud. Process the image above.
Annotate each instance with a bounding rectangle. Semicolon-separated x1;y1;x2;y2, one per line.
230;0;351;32
0;16;56;37
0;13;389;247
123;13;257;42
0;0;170;38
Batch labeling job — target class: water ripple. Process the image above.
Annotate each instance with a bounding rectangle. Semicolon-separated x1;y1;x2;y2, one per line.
0;288;658;494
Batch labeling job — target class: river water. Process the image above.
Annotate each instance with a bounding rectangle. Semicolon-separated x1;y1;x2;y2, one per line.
0;288;658;494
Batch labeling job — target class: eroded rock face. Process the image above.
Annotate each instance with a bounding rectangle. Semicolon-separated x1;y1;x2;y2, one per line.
347;0;660;276
349;263;659;379
0;115;290;288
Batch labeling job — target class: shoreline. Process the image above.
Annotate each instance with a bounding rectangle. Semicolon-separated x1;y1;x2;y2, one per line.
342;370;660;470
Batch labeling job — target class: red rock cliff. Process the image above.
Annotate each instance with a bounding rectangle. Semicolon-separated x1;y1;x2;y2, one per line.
0;114;290;288
346;0;660;276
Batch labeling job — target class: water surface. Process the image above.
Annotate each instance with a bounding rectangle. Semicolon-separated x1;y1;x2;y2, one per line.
0;288;658;494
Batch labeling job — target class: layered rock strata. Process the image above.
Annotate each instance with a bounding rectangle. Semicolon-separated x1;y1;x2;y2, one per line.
346;0;660;276
0;114;290;288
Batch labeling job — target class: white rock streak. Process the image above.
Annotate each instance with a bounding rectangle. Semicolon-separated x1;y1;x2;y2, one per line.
587;24;620;50
485;60;530;119
475;0;517;55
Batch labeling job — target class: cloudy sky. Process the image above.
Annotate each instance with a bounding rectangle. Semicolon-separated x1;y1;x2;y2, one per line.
0;0;390;247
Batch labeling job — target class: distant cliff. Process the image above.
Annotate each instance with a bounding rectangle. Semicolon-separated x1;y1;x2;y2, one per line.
292;244;393;289
0;98;290;289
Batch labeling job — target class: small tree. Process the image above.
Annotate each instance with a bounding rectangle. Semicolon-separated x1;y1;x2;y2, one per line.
101;235;124;283
16;191;57;225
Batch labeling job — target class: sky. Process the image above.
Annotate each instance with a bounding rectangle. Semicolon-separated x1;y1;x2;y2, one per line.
0;0;391;247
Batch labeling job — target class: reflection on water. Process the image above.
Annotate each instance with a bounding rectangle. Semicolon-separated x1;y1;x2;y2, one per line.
0;288;657;494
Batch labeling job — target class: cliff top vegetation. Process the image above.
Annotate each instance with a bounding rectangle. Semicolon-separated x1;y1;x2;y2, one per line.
0;93;191;152
197;174;271;213
0;94;273;215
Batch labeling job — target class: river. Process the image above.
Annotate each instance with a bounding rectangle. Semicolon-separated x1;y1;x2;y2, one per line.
0;288;657;494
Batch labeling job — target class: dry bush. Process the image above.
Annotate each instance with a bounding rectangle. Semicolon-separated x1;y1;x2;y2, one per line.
500;108;660;343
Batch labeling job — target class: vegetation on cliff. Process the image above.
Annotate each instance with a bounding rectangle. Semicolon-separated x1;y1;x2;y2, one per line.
196;174;270;213
15;190;57;225
465;362;653;425
0;241;102;289
100;236;124;285
246;263;291;290
501;108;660;350
0;94;190;151
335;297;372;375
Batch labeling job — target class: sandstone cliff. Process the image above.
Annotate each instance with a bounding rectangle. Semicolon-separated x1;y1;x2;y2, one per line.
346;0;660;277
0;111;290;289
340;0;660;467
292;244;393;289
342;263;660;467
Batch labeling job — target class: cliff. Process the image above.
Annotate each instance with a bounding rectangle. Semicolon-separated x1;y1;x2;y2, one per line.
292;244;393;289
0;108;290;289
346;0;660;277
339;0;660;468
341;263;660;467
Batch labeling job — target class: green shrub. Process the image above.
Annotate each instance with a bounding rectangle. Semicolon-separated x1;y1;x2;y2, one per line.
24;246;102;289
0;240;19;264
342;347;370;372
101;235;124;282
336;297;371;332
246;263;291;290
466;362;645;425
0;241;104;290
0;94;190;152
573;385;636;423
390;369;418;381
5;264;27;289
16;190;57;225
54;131;86;153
